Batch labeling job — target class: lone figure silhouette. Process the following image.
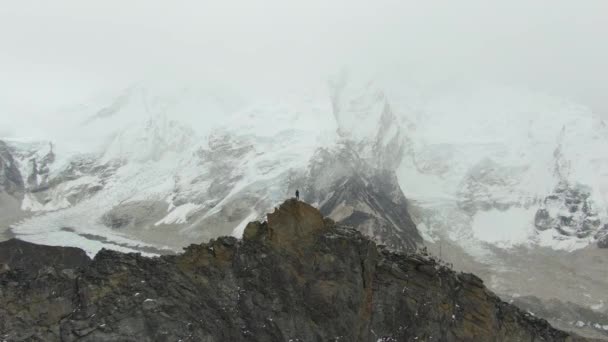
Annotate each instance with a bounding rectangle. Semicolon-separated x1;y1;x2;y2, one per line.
295;189;300;200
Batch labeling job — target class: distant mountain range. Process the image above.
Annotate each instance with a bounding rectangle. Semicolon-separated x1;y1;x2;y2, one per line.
1;76;608;339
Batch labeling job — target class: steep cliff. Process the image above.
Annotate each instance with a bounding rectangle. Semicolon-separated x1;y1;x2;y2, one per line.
0;200;587;341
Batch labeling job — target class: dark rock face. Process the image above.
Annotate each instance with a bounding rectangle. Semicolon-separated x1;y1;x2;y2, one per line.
318;171;421;252
0;141;24;196
596;225;608;248
0;239;90;276
0;200;585;341
24;142;56;193
300;146;422;252
317;75;420;253
534;208;554;231
534;182;602;238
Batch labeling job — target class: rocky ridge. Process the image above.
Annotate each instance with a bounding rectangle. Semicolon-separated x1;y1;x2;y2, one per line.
0;200;587;341
297;145;422;252
0;140;24;197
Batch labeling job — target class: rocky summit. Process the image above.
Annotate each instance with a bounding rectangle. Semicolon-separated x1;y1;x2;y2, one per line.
0;200;588;341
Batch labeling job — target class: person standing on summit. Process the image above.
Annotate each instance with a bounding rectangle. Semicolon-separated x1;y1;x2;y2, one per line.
295;189;300;200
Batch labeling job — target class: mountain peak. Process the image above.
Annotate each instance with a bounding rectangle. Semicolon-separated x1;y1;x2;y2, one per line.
267;199;326;242
242;199;333;253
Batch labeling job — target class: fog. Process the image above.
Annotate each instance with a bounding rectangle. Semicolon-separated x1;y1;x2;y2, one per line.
1;0;607;138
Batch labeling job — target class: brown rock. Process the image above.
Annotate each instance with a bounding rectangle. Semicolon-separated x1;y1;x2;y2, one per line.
266;199;326;250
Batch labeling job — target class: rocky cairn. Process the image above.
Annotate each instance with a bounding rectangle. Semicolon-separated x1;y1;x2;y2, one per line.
0;200;586;341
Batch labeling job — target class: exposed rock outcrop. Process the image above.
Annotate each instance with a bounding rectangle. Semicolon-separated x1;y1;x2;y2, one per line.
0;239;90;276
596;225;608;248
0;140;24;196
534;182;602;239
25;142;55;193
317;170;421;252
300;146;422;252
0;200;587;341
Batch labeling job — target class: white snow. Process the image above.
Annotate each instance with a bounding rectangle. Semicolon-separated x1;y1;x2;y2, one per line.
536;229;591;251
471;207;536;248
21;192;71;212
155;203;202;226
591;301;605;311
415;222;436;243
395;84;608;256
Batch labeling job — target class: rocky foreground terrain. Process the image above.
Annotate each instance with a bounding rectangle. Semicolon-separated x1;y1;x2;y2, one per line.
0;200;590;341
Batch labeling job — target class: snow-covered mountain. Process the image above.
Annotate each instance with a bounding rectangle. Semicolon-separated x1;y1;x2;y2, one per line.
397;86;608;252
3;80;608;254
3;80;608;255
393;86;608;337
2;77;608;338
1;77;420;257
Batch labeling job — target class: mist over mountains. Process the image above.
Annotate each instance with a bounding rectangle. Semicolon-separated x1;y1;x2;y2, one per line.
2;1;608;340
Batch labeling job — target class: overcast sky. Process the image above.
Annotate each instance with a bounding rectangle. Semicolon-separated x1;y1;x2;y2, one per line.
1;0;607;137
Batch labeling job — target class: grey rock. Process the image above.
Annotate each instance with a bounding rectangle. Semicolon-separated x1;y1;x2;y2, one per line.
299;146;422;252
0;140;24;196
535;182;603;239
0;200;586;341
596;225;608;248
535;208;556;231
0;238;90;275
456;157;530;214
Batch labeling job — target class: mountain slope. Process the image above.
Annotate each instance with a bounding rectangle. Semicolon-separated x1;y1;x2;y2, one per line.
4;78;421;256
0;200;587;341
393;86;608;339
398;86;608;251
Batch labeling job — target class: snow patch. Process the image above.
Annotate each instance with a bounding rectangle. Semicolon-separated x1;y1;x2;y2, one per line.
15;229;157;258
590;301;604;311
21;193;71;212
155;203;202;225
471;207;536;248
536;229;591;252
